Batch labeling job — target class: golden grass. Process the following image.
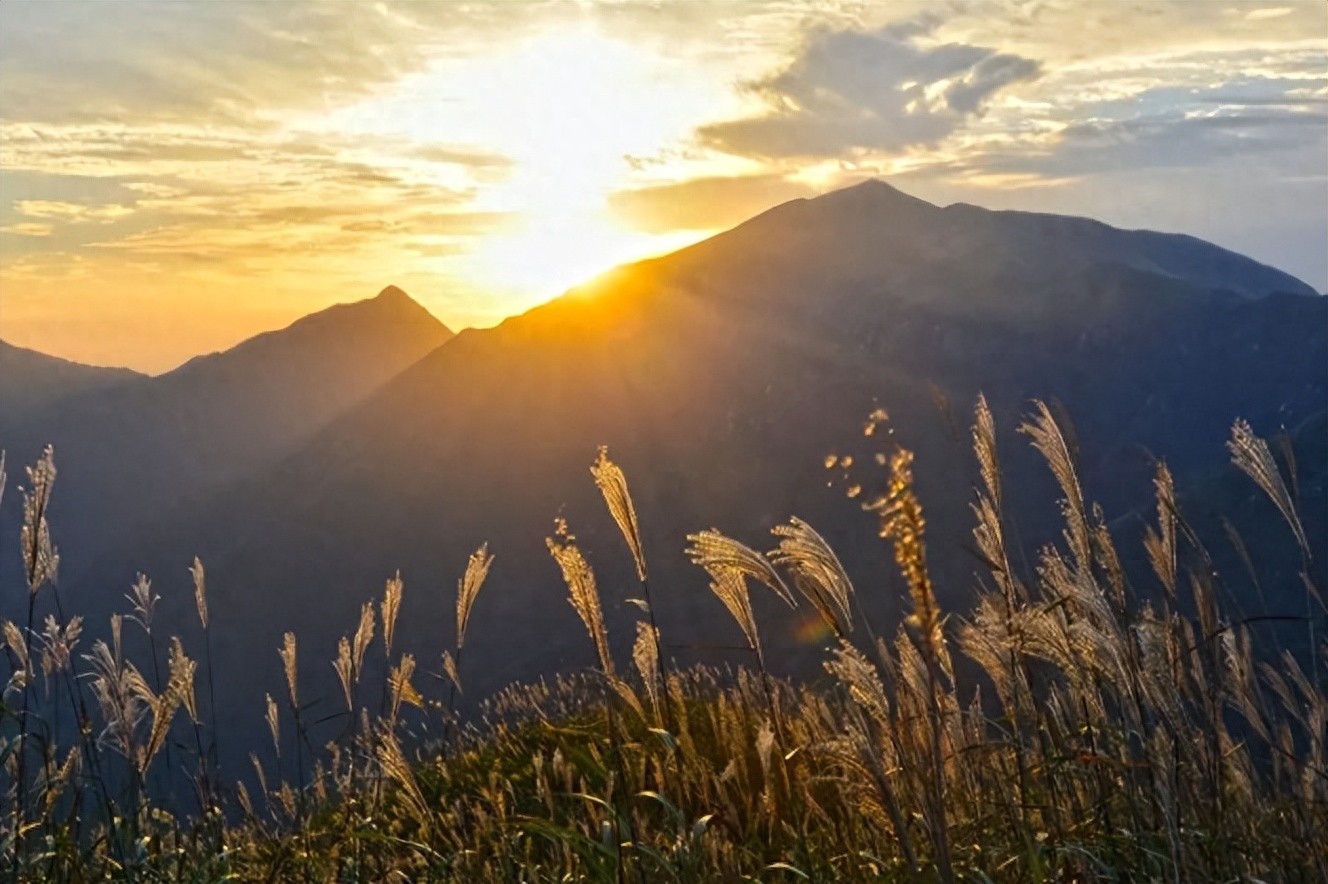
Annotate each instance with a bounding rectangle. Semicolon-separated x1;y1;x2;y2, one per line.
1;402;1325;882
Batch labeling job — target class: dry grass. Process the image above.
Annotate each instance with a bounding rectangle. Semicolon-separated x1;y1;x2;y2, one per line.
1;400;1325;882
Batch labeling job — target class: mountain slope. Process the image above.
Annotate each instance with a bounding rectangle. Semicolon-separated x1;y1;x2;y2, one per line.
0;340;143;425
0;285;453;587
63;182;1327;763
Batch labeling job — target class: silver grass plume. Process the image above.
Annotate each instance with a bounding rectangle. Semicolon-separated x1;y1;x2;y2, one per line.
250;752;269;799
235;781;256;820
825;640;891;728
4;620;30;689
20;446;59;593
84;626;150;764
686;529;796;607
138;676;179;775
125;573;159;635
863;449;943;656
633;621;661;712
277;784;297;818
441;649;462;693
769;517;854;638
381;571;403;658
168;636;197;724
388;653;422;723
0;450;6;507
970;395;1024;605
279;632;298;708
591;446;648;581
376;728;431;837
39;614;81;680
708;568;762;656
1142;462;1178;596
456;543;493;651
1228;418;1309;559
190;557;208;630
352;603;374;675
333;636;353;711
547;532;614;677
973;393;1001;509
1020;401;1090;570
610;675;646;720
265;694;280;756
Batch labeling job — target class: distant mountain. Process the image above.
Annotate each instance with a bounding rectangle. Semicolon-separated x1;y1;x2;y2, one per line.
42;182;1328;769
0;285;453;588
0;340;142;424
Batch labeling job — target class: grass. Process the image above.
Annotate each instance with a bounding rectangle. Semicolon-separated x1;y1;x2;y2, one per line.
0;395;1324;882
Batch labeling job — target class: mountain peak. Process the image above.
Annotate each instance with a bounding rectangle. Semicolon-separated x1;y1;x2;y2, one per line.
813;177;938;212
376;284;411;302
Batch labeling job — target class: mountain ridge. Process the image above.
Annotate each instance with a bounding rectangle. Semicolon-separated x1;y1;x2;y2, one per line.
0;339;144;423
49;181;1324;776
0;285;454;590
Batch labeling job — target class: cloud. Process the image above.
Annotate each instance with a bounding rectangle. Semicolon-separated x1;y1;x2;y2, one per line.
608;174;815;232
0;3;399;125
1;223;54;237
945;74;1328;181
698;22;1041;160
408;145;515;170
16;200;135;223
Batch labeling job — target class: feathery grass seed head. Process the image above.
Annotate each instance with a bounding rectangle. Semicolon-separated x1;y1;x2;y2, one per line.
20;445;59;594
190;557;208;629
381;571;403;658
1228;418;1309;558
686;529;796;607
126;573;159;634
457;543;493;651
546;532;614;677
770;517;854;638
279;632;298;708
591;446;648;582
352;603;374;674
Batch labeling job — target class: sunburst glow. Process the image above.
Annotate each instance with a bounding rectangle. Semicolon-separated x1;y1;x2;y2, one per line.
317;28;736;314
2;2;1322;371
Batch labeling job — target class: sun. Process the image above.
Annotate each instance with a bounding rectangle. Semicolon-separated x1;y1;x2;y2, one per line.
462;209;702;308
317;26;734;318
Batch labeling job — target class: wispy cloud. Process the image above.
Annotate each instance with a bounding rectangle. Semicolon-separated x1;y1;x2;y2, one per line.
0;0;1324;371
699;22;1041;159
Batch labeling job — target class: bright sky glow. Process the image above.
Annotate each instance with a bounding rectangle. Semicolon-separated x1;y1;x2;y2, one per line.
0;1;1323;372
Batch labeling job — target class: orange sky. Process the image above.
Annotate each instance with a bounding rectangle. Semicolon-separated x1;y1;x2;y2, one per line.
1;1;1324;373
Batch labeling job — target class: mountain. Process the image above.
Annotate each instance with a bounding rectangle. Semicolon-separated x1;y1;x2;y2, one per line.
0;340;143;424
48;182;1328;767
0;285;453;590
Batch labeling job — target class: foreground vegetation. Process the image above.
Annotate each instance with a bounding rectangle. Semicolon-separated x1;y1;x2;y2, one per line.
1;397;1324;882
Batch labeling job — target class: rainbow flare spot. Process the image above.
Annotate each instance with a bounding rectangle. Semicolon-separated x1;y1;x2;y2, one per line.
792;612;836;646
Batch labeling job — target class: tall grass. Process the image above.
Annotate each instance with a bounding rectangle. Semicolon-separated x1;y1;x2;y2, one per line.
0;399;1324;882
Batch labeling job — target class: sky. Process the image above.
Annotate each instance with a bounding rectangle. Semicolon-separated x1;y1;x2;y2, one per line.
1;1;1324;373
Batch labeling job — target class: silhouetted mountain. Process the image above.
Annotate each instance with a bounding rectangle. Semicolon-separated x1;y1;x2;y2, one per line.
0;285;452;588
42;182;1328;770
0;340;142;425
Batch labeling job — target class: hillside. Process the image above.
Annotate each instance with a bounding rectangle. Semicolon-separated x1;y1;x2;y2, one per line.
0;285;453;593
54;181;1325;768
0;339;143;423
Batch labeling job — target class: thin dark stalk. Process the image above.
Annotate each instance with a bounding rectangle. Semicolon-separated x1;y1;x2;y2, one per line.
445;646;464;753
922;653;955;884
49;586;122;867
12;590;37;873
201;624;219;795
638;577;674;734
